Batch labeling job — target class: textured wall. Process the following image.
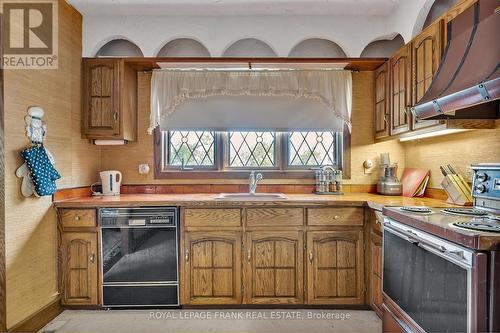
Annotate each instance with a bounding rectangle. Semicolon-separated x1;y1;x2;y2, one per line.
403;121;500;188
3;1;100;328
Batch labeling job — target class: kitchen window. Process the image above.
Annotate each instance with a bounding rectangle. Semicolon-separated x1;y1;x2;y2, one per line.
155;129;345;178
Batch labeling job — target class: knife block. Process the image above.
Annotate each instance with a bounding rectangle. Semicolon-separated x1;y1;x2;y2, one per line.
441;176;473;206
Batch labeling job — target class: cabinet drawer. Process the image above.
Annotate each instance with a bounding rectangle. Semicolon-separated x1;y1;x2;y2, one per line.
246;208;303;227
184;208;241;227
307;208;363;226
60;209;96;228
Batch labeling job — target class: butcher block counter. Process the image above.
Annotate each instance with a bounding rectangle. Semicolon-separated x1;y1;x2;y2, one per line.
53;192;454;209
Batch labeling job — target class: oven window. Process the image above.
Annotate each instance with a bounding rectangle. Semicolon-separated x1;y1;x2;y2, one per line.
383;230;468;333
102;228;178;283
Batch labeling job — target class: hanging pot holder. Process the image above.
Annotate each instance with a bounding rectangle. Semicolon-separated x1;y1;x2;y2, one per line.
21;144;61;196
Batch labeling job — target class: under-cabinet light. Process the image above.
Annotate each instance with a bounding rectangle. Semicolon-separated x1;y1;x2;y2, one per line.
93;139;128;145
399;129;470;142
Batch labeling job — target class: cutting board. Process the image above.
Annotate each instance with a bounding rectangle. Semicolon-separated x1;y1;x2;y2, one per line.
400;168;430;197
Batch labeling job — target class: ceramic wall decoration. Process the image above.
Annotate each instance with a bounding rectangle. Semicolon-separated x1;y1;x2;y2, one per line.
16;107;61;197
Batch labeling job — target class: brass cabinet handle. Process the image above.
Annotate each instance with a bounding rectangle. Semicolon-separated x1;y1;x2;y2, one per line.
74;215;81;221
309;250;313;262
185;249;190;262
247;249;251;262
334;215;339;220
89;253;95;263
113;112;118;122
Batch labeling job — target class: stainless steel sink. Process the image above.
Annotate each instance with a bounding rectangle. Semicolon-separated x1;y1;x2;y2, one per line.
215;193;288;200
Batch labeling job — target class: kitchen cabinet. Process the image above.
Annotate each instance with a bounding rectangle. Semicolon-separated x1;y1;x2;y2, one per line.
411;20;444;130
60;232;99;305
306;230;364;304
374;63;391;139
389;44;412;135
370;231;383;317
82;59;137;141
182;231;242;304
243;231;303;304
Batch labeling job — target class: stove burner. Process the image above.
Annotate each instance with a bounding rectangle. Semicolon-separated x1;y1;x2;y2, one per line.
453;221;500;233
400;206;432;214
442;208;488;217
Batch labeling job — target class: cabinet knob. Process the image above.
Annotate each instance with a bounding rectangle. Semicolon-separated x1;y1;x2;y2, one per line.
74;215;81;221
185;249;190;262
334;215;339;220
309;250;313;262
89;253;95;263
247;249;251;262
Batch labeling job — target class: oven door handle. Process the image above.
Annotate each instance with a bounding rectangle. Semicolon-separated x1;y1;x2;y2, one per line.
385;223;470;267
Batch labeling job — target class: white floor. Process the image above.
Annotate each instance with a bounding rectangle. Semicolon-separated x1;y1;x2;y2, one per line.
40;309;381;333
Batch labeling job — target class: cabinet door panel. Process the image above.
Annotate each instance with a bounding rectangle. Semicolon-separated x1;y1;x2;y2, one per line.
390;44;412;135
370;231;383;317
244;231;303;304
61;232;99;305
183;232;242;304
374;62;390;139
307;230;364;304
83;59;119;137
412;20;444;130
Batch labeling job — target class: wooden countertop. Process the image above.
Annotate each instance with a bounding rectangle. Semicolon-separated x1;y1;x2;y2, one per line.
53;193;454;210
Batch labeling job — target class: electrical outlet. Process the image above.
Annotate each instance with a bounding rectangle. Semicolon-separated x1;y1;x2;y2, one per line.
138;164;150;175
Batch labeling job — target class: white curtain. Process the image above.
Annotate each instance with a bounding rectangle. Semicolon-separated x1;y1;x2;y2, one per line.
149;70;352;134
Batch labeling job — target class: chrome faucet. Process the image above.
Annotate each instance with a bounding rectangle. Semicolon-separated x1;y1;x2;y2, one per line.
249;171;263;194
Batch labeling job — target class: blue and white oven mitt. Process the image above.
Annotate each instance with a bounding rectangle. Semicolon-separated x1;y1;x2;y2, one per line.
20;144;61;197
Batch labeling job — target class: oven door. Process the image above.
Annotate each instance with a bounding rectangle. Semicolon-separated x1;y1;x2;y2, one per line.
101;226;178;284
383;219;487;333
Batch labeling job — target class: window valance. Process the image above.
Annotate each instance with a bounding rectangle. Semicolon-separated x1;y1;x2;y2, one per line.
149;69;352;134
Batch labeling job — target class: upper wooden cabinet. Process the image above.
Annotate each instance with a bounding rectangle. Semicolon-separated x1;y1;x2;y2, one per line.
182;231;242;304
243;231;304;304
306;230;364;305
60;232;99;305
411;20;444;130
389;44;412;135
82;59;137;141
374;63;390;139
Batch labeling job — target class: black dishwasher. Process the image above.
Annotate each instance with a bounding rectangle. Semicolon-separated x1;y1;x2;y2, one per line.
100;207;179;307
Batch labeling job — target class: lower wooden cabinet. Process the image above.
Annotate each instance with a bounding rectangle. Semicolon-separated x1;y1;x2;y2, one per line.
182;231;242;304
370;231;383;317
60;232;99;305
243;231;303;304
306;230;364;304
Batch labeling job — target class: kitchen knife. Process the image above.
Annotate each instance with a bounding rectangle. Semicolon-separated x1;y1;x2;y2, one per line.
447;164;473;200
445;165;473;201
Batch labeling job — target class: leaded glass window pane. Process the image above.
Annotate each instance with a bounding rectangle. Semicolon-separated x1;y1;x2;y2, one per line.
228;131;276;167
288;131;337;166
167;131;215;167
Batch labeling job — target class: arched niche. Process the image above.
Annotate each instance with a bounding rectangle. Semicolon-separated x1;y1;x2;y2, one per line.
422;0;458;30
157;38;211;57
360;34;405;58
222;38;277;57
95;38;143;57
288;38;347;58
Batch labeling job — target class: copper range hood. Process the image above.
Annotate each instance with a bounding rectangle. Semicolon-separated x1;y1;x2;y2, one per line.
412;0;500;120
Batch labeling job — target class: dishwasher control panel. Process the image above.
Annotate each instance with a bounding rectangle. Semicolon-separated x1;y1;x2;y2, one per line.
100;207;178;227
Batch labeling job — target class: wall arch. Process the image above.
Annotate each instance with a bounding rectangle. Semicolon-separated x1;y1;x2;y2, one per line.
94;37;144;57
222;38;278;57
360;34;405;58
156;38;211;57
288;38;347;58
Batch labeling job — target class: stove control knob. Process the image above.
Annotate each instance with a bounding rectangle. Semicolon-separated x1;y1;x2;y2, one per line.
474;184;486;194
476;172;488;182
